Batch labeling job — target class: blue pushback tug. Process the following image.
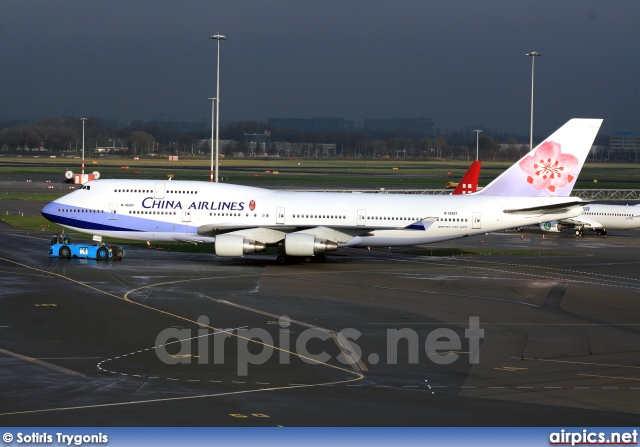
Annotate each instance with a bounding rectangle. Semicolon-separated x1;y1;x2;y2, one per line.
48;235;124;260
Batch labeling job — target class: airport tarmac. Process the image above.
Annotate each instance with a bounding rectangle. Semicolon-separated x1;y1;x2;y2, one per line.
1;219;640;426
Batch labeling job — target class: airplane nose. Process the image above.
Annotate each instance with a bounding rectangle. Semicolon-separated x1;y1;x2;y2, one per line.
41;201;58;219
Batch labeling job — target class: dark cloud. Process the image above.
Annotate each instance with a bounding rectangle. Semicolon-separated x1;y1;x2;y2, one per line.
1;0;638;136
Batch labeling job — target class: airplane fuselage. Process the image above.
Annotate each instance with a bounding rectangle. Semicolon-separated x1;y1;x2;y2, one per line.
42;179;584;248
575;203;640;231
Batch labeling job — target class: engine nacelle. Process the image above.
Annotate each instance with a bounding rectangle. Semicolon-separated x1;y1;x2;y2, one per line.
284;233;338;257
92;171;100;180
64;170;74;182
540;221;565;232
215;234;266;257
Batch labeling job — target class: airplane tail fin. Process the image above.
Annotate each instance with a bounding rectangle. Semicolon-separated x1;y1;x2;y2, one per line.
477;118;602;197
452;161;481;195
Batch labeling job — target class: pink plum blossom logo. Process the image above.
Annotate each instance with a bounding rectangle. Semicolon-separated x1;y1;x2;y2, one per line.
519;141;579;193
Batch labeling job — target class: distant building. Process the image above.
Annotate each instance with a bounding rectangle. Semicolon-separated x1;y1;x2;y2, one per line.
96;146;127;153
199;139;235;154
272;142;336;157
609;132;640;150
273;141;307;157
245;131;272;155
608;132;640;161
315;144;337;157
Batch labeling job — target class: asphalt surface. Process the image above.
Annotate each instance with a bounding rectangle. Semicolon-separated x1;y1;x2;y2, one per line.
1;229;639;426
0;181;639;426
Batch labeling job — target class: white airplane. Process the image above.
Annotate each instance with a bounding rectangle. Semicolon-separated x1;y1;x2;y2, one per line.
541;203;640;236
42;119;602;262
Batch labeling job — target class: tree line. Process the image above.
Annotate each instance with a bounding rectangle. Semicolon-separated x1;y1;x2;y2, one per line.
0;117;538;161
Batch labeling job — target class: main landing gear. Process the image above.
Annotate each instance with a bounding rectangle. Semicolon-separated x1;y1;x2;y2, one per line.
575;227;607;237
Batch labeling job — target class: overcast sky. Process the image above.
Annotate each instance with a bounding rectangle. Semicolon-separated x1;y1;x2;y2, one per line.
1;0;638;137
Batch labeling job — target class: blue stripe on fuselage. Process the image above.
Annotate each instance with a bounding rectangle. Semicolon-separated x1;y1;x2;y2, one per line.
41;211;145;232
41;201;191;234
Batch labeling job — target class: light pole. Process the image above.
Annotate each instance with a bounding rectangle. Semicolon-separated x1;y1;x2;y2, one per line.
526;51;540;151
210;32;227;182
207;97;216;182
473;129;482;161
80;117;87;174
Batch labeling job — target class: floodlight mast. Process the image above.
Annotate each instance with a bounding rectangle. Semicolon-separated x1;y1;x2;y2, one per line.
526;51;540;151
210;33;227;182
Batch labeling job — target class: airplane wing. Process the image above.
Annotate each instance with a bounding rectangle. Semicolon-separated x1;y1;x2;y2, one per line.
171;235;217;243
201;225;371;257
556;216;603;229
503;200;584;216
196;224;368;243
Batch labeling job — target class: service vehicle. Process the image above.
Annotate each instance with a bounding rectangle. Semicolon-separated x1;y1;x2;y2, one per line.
49;235;124;260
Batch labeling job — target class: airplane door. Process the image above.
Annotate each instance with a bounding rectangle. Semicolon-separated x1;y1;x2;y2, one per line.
109;203;118;220
472;212;481;229
182;210;191;234
155;183;165;199
276;207;285;224
357;209;366;226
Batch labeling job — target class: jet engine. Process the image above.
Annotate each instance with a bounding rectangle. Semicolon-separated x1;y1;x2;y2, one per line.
214;234;266;257
284;233;338;257
64;170;74;183
540;221;566;232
